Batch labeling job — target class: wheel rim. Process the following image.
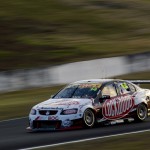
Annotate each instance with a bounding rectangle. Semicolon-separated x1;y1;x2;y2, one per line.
137;105;147;120
84;109;95;127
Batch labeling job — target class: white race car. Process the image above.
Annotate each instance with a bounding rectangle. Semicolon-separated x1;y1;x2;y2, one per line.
27;79;150;131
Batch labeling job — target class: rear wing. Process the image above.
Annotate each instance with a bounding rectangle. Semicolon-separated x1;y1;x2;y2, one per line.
127;80;150;84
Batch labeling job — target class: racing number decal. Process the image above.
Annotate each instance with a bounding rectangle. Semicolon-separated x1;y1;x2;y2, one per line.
102;95;134;120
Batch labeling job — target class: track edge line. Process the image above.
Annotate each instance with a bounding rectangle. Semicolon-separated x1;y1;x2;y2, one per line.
20;129;150;150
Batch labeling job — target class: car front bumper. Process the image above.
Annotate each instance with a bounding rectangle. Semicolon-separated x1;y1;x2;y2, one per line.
27;118;83;132
28;113;83;131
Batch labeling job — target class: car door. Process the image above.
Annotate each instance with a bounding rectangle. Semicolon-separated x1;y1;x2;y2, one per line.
100;82;120;120
101;81;134;120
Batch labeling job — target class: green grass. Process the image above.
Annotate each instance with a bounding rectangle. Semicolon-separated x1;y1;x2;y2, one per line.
39;131;150;150
0;0;150;70
0;85;64;120
0;71;149;121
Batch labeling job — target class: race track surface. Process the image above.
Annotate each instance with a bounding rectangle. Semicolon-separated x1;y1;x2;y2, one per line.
0;118;150;150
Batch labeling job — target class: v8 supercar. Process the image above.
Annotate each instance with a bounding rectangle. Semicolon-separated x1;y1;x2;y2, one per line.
27;79;150;131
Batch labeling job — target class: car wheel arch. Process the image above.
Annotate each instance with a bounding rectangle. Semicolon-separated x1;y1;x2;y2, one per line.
134;102;148;122
82;108;96;128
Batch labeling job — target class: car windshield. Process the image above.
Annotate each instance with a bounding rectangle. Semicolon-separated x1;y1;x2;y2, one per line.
53;83;102;99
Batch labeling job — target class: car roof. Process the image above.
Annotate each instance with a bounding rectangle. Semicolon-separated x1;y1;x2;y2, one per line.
72;79;137;85
70;79;141;90
72;79;115;84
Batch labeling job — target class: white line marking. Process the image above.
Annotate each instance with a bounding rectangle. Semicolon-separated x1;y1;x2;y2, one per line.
20;129;150;150
0;116;27;123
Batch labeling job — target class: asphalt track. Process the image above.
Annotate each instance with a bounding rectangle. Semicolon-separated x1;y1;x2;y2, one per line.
1;118;150;150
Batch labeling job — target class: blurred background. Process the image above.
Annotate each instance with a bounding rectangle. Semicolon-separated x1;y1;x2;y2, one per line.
0;0;150;119
0;0;150;70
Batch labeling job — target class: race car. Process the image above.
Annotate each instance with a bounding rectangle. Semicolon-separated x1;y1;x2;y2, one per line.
27;79;150;131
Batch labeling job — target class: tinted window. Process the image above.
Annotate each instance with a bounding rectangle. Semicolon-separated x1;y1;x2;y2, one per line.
53;83;101;99
118;82;130;94
128;83;136;93
53;85;78;98
102;84;117;98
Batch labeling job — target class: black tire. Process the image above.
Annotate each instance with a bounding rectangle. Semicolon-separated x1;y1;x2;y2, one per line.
83;109;95;128
134;104;148;122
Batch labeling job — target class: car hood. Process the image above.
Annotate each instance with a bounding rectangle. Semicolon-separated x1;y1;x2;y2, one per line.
34;98;93;110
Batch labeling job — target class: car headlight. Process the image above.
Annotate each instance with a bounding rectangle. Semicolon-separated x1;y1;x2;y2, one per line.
30;109;36;115
61;109;78;115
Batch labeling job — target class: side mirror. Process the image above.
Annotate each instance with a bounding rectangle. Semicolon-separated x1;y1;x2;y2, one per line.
99;95;110;103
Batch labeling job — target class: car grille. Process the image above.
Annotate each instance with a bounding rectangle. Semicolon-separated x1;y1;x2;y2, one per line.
33;120;61;129
39;110;58;115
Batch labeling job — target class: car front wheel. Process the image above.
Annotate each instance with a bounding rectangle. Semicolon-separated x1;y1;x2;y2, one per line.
134;103;148;122
83;109;95;128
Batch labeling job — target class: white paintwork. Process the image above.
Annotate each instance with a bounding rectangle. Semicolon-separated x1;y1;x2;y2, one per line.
29;79;150;130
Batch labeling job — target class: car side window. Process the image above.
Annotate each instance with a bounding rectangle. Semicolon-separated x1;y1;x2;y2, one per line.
102;84;117;98
128;83;136;93
118;82;130;95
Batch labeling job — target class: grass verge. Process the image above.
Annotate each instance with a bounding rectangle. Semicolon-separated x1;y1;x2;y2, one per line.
0;85;64;120
38;131;150;150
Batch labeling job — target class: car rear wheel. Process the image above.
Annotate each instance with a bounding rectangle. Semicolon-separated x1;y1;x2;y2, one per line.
134;104;148;122
83;109;95;128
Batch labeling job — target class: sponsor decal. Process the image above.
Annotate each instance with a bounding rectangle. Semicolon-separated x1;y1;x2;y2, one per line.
62;119;72;127
49;100;80;106
102;95;134;120
48;116;58;120
40;107;62;110
35;116;40;120
79;84;101;89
